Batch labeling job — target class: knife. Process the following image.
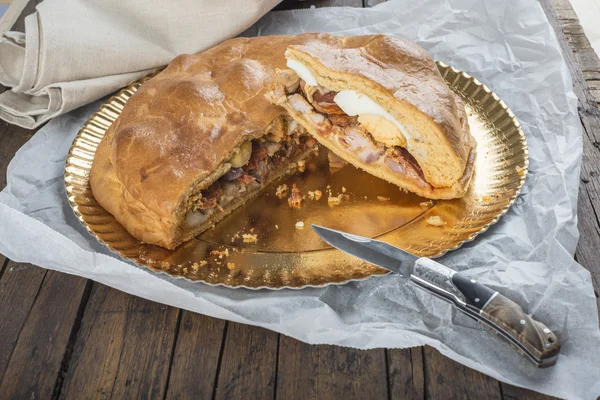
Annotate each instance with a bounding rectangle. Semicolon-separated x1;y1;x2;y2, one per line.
311;224;561;368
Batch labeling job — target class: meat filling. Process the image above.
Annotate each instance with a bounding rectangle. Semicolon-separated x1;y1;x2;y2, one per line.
295;79;431;189
184;122;315;229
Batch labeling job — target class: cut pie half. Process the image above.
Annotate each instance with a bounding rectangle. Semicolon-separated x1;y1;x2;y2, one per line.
267;34;476;199
90;35;320;249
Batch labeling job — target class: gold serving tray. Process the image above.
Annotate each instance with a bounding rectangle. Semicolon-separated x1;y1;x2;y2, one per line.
64;62;528;289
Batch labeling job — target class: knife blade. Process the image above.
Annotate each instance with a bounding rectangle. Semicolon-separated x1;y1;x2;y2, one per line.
312;224;561;368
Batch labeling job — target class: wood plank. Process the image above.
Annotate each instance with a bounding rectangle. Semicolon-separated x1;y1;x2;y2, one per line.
422;346;501;400
0;270;90;400
164;312;226;399
387;347;425;400
574;50;600;73
563;32;593;51
559;20;586;36
274;335;318;399
554;8;578;21
0;0;39;192
59;284;179;399
550;0;575;12
0;257;5;275
0;262;47;383
540;0;600;310
501;383;560;400
214;322;278;400
583;70;600;81
0;120;35;191
586;79;600;103
276;335;388;399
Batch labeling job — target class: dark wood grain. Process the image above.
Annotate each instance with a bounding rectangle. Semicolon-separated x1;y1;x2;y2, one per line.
387;347;425;400
165;312;226;399
276;335;388;399
60;284;179;399
423;346;501;400
0;123;35;269
541;0;600;309
0;0;40;267
0;120;35;191
0;262;47;383
0;270;90;400
0;2;50;389
213;322;278;400
501;383;560;400
275;335;319;399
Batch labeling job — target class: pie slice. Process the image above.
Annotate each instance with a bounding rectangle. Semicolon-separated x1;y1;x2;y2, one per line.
267;34;476;199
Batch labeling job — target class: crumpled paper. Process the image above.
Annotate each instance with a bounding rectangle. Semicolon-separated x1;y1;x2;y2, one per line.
1;1;599;398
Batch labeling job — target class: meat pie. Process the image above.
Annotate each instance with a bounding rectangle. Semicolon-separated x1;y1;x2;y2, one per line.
267;34;476;199
90;33;476;251
90;35;321;249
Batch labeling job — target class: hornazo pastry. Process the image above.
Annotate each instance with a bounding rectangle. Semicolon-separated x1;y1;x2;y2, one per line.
90;33;475;250
267;34;476;199
90;35;320;249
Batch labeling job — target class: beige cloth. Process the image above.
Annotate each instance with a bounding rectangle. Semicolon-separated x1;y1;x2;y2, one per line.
0;0;280;128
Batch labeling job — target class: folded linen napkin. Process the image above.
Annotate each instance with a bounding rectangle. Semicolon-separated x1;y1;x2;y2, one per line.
0;0;281;129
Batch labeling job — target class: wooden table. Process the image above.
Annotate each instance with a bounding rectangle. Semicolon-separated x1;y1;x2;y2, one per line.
0;1;598;398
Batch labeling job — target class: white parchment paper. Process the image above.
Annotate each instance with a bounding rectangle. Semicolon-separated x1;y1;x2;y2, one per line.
1;1;599;398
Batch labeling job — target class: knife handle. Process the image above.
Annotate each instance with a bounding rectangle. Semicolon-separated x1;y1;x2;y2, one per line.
409;258;560;367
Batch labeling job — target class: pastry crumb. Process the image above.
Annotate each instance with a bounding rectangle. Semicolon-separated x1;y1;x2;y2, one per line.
315;190;322;200
288;183;305;208
516;166;526;177
275;224;279;230
426;216;446;226
297;160;306;172
183;267;188;274
276;184;289;198
308;191;315;200
210;248;230;259
342;186;347;193
227;262;236;270
242;233;258;243
377;196;390;202
295;221;305;229
419;201;433;208
191;260;208;271
328;194;343;206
